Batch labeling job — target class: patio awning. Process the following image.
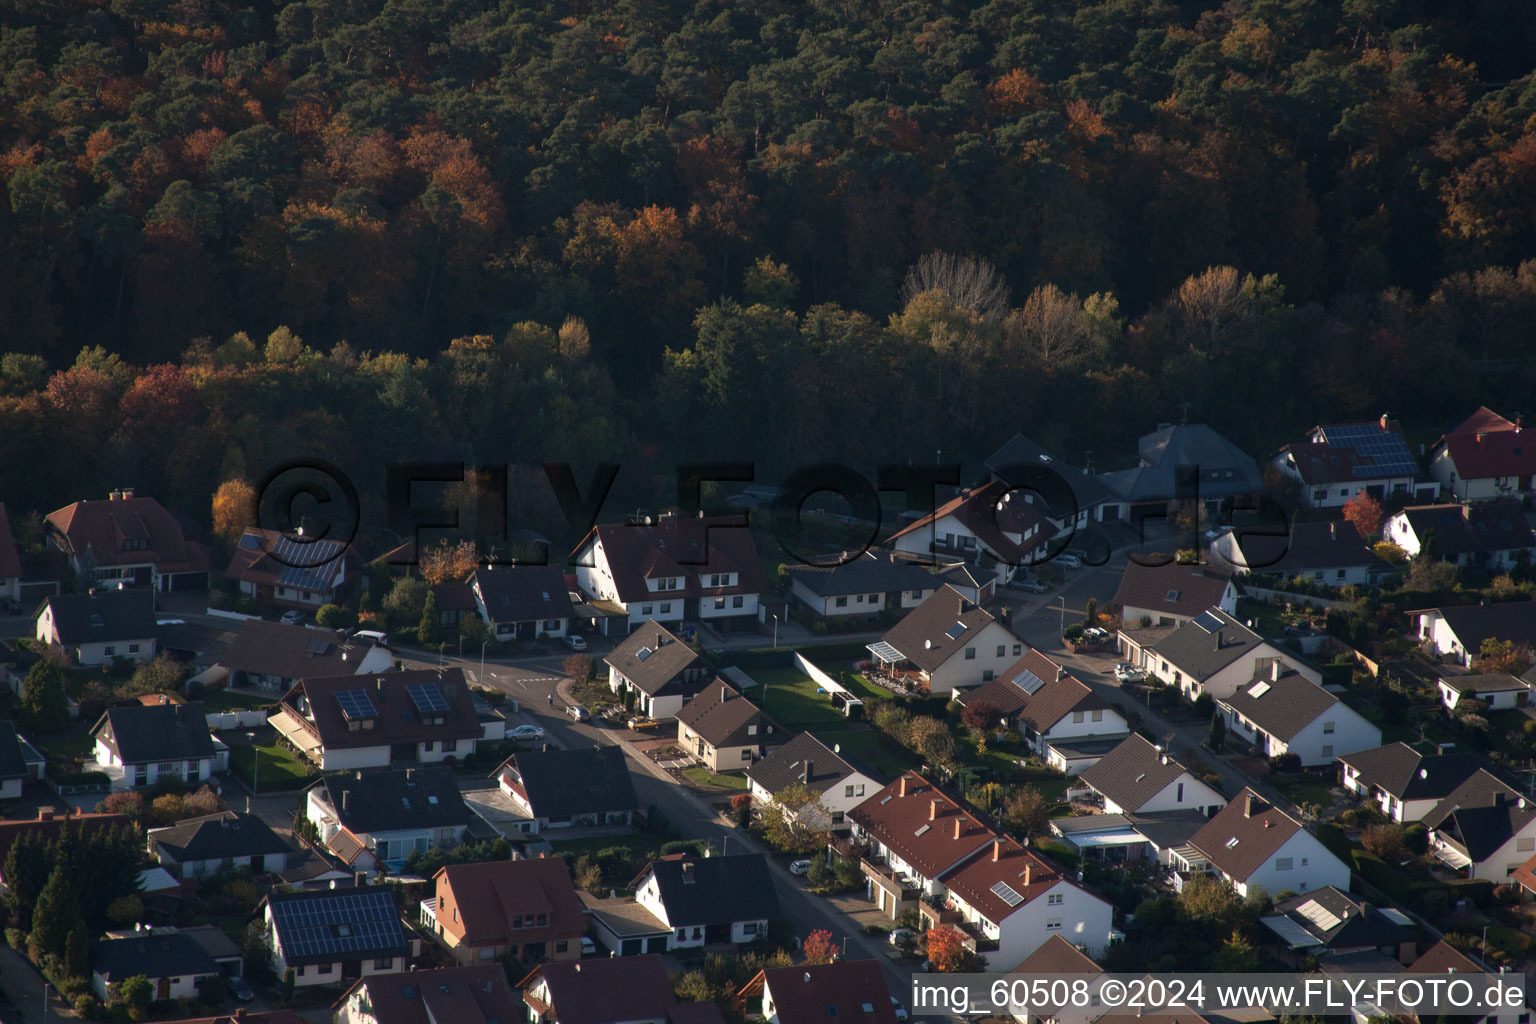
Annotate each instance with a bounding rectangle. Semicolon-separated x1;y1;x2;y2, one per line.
866;641;904;664
1065;829;1148;850
1261;915;1324;949
270;709;322;757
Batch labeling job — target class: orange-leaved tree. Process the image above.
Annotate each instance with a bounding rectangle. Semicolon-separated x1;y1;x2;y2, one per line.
802;929;838;965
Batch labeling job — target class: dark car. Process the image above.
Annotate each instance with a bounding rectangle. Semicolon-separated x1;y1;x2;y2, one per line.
229;977;255;1002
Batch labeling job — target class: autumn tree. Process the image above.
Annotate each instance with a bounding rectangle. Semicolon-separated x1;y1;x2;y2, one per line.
905;716;956;766
563;654;592;682
1342;493;1384;540
211;478;257;544
802;928;838;965
925;925;971;972
1001;787;1049;838
762;782;830;853
1177;873;1239;923
901;253;1009;318
419;539;480;585
1361;823;1407;861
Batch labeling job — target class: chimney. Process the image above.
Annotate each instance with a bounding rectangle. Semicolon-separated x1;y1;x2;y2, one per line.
803;760;812;785
109;489;121;500
1024;864;1031;886
721;684;729;702
1330;522;1336;539
405;768;415;783
1476;431;1487;444
930;799;939;821
342;790;350;812
1055;666;1064;682
1215;629;1222;648
121;487;133;499
235;1010;246;1021
953;818;962;840
899;776;908;798
681;862;695;884
1380;412;1391;431
993;839;1002;862
38;809;53;821
1517;413;1524;433
1271;660;1283;682
1244;792;1258;818
354;871;367;888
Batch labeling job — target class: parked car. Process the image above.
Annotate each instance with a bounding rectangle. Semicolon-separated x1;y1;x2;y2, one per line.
627;716;661;731
1083;626;1109;642
889;928;917;947
352;628;390;647
279;609;305;625
580;937;597;956
891;998;909;1021
509;724;546;741
567;704;591;722
1285;622;1314;637
565;634;588;651
1054;553;1082;569
789;859;812;876
229;977;255;1002
1016;580;1049;594
1114;663;1147;683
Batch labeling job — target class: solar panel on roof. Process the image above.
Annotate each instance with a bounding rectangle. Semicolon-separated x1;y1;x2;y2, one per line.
1192;611;1225;633
991;880;1025;907
945;621;968;640
335;690;378;720
1320;424;1418;478
406;683;449;714
1248;681;1271;699
1013;669;1046;695
306;637;333;656
1295;899;1342;932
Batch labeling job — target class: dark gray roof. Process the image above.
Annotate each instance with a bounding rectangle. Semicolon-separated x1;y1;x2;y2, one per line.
148;811;290;863
1219;660;1340;741
470;565;574;624
1397;502;1535;558
1100;424;1262;502
1226;520;1390;576
1338;743;1485;801
1439;672;1528;694
1269;886;1416;951
604;621;711;696
42;589;157;644
265;888;408;966
499;746;638;820
1079;735;1202;812
1113;561;1234;621
91;702;215;764
219;619;376;682
1423;771;1530;853
0;721;31;781
317;766;471;834
745;732;877;797
1426;601;1536;654
1149;608;1262;680
785;550;937;598
91;931;218;982
644;854;779;926
986;434;1119;510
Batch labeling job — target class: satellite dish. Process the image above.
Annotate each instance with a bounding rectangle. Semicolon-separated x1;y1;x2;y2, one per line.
1419;768;1428;779
834;744;841;754
924;639;933;649
644;516;652;525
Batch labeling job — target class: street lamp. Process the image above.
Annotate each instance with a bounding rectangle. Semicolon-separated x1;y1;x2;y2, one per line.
1059;596;1067;638
771;613;778;650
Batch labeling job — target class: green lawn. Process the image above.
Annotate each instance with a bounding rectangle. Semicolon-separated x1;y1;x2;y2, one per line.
681;766;749;791
33;722;95;768
751;666;854;729
808;728;917;779
228;742;314;790
201;689;273;713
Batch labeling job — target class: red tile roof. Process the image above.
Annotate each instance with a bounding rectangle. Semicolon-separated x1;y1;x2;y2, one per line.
1436;407;1536;481
1009;933;1101;973
335;966;517;1024
518;955;676;1024
1405;938;1483;974
675;681;780;747
757;961;899;1024
1187;789;1305;881
878;585;1011;672
958;648;1107;734
849;772;993;881
434;858;584;947
1112;561;1233;621
941;836;1067;923
887;479;1057;563
281;668;481;751
46;494;208;574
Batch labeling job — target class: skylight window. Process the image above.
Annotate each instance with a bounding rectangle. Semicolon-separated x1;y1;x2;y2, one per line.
914;824;931;837
1226;837;1240;848
1249;681;1272;699
945;621;968;640
1166;590;1180;602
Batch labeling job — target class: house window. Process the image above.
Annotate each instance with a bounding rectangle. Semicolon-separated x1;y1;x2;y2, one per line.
845;785;856;798
747;724;757;736
855;595;863;604
1336;569;1347;579
642;605;653;614
1339;489;1349;497
964;648;976;660
1013;644;1022;655
1090;710;1103;722
1519;838;1536;853
981;670;993;681
1322;722;1335;734
1072;711;1085;724
128;644;140;654
376;957;395;969
743;922;758;936
1046;921;1062;930
836;597;848;608
423;741;434;752
1313;571;1324;581
1313;490;1326;503
714;597;726;609
543;619;559;630
741;749;752;760
104;646;116;656
856;784;865;796
996;645;1005;657
158;762;175;775
443;739;457;752
910;590;923;599
477;947;496;960
1177;783;1184;802
661;602;672;613
317;964;334;975
831;811;844;824
1047;894;1063;905
1321;745;1333;757
296;966;306;977
733;595;744;608
555;941;568;954
867;594;877;604
1275;857;1294;871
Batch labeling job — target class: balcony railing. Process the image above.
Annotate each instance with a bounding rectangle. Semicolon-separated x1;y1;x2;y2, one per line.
861;858;922;898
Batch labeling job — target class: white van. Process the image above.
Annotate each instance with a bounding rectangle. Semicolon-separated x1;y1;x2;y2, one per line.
352;629;391;648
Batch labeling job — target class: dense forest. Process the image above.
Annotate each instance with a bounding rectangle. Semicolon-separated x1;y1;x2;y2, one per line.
2;0;1536;538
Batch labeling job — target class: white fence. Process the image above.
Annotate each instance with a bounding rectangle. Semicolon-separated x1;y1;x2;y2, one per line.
204;608;260;622
206;709;269;730
793;653;864;717
1239;585;1353;612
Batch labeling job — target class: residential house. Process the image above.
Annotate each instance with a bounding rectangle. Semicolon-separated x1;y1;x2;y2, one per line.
46;490;211;591
1429;407;1536;502
305;766;472;874
469;565;574;640
1133;608;1321;702
0;637;42;698
633;853;780;949
1049;809;1213;868
934;835;1116;966
1209;520;1392;588
420;858;584;965
427;581;479;634
1438;672;1530;711
1097;423;1263;522
1219;659;1381;766
865;585;1024;694
987;433;1123;528
1416;602;1536;667
91;929;221;1002
1273;417;1421;509
745;732;882;830
271;668;484;770
1340;744;1489;824
1423;773;1536;879
675;682;782;772
785;550;939;621
214;619;391;692
0;721;44;798
1113;561;1238;629
518;955;681;1024
148;811;292;877
1181;790;1351;897
848;772;995;919
1006;935;1103;1024
277;848;354;890
605;621;715;720
571;515;767;634
491;745;638;834
263;888;409;988
334;965;520;1024
1385;502;1535;568
1260;886;1418;964
226;525;350;609
934;561;997;605
37;588;158;666
0;809;132;885
886;480;1057;588
955;648;1129;773
1078;735;1226;817
738;961;900;1024
90;701;225;789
